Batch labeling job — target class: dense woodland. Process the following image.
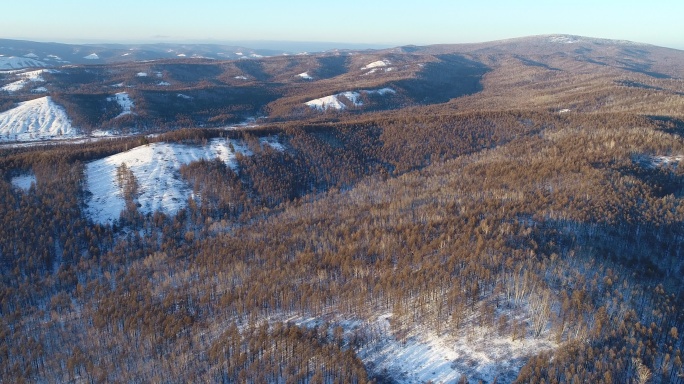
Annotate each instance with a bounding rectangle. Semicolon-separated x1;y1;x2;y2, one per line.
2;36;684;383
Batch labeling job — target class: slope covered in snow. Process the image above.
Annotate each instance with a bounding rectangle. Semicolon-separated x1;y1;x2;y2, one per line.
107;92;134;117
0;97;79;141
85;138;284;224
297;72;313;80
361;59;391;70
305;88;396;111
0;57;47;70
1;69;56;93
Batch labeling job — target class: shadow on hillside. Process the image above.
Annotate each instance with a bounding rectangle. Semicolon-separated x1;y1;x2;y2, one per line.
515;56;561;71
616;60;671;79
648;115;684;137
391;54;489;104
234;60;271;81
315;55;349;79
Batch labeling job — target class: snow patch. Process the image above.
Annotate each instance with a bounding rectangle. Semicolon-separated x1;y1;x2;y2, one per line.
84;53;100;60
234;75;248;80
84;139;257;224
136;72;148;77
558;108;571;113
107;92;134;117
11;174;36;191
0;97;78;141
305;88;396;111
549;36;579;44
158;81;170;86
32;87;48;93
362;60;391;70
24;53;39;59
297;72;313;80
1;69;56;92
177;54;186;57
177;93;193;100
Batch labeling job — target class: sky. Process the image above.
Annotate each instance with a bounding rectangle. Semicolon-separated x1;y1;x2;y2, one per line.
2;0;683;50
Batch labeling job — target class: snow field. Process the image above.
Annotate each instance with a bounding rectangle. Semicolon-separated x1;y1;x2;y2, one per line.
362;59;391;70
84;53;100;60
297;72;313;80
0;96;79;141
11;174;37;191
305;88;396;111
1;69;56;93
107;92;134;117
0;57;47;70
85;137;284;224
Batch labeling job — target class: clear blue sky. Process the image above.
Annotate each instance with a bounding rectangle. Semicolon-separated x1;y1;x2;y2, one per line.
3;0;683;49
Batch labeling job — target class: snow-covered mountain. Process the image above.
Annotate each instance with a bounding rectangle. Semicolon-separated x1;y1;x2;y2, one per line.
0;96;79;141
0;56;48;70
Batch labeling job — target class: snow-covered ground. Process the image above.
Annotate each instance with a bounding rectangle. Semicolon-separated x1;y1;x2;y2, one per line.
11;174;36;191
136;72;148;77
158;81;171;86
234;75;248;80
0;57;47;70
84;53;99;60
177;93;193;100
362;60;391;70
297;72;313;80
1;69;56;93
0;96;79;141
305;88;396;111
107;92;134;117
85;137;284;224
291;311;556;384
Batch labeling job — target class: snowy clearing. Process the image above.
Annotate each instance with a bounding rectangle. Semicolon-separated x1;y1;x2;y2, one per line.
11;174;36;191
136;72;148;77
107;92;134;117
1;69;55;93
305;88;396;111
558;108;571;113
362;60;391;70
234;75;248;80
85;138;285;224
297;72;313;80
291;311;556;384
0;96;79;141
84;53;100;60
0;57;47;70
158;81;171;86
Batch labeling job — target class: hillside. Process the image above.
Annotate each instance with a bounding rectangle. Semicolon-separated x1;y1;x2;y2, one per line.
0;36;684;383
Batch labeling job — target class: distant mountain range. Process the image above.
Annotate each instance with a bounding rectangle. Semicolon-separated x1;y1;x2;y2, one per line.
1;34;683;142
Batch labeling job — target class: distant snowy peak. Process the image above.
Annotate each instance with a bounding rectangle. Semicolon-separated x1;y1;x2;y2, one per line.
305;88;396;111
361;59;391;70
0;96;79;141
0;56;48;70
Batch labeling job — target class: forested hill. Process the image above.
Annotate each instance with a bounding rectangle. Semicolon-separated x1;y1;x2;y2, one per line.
1;35;684;383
